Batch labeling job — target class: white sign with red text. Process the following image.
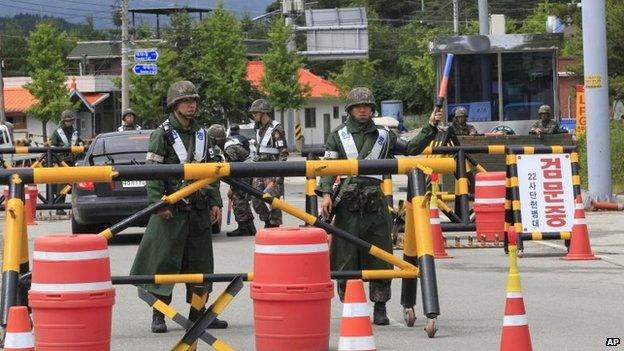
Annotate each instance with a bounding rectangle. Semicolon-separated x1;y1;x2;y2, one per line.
516;154;574;233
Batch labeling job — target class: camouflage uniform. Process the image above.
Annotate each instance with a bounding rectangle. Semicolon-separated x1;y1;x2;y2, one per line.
529;120;564;134
250;99;288;227
316;88;437;306
118;108;142;131
50;110;82;212
449;107;477;135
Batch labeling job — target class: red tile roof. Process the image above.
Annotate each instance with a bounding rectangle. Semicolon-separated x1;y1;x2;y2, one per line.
246;61;341;98
3;87;38;113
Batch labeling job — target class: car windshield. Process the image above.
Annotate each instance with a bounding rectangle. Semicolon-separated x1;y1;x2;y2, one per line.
88;134;150;166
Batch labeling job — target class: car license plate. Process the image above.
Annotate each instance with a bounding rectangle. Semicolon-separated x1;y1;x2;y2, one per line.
122;180;146;188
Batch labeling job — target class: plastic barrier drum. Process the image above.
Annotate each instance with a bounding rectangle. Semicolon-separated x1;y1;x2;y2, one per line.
251;227;334;351
29;234;115;351
474;172;507;241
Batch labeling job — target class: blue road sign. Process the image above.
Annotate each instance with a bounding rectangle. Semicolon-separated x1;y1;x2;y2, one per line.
133;64;157;75
134;49;159;62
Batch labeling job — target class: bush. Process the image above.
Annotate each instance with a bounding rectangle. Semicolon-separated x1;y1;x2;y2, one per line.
577;121;624;193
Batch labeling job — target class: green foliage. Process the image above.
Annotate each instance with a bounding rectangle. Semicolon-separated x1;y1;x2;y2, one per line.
128;47;180;128
577;121;624;193
330;59;377;97
606;0;624;99
195;2;249;124
24;22;73;140
262;19;310;112
164;12;201;82
0;20;29;76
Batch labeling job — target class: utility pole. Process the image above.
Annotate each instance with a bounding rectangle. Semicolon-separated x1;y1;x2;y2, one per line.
282;0;299;150
478;0;489;35
0;60;6;123
453;0;459;35
582;0;612;201
121;0;130;113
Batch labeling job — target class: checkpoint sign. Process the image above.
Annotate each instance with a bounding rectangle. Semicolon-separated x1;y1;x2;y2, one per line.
516;154;574;233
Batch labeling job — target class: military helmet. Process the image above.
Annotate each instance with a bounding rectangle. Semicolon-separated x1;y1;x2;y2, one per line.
207;124;227;141
61;110;75;121
166;81;200;109
249;99;272;114
345;87;376;113
454;106;468;117
538;105;551;114
122;108;136;120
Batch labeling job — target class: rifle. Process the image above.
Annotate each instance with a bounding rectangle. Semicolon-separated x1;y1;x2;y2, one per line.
323;176;343;224
226;195;232;225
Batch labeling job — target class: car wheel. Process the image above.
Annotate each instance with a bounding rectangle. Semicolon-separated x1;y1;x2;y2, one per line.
71;215;106;234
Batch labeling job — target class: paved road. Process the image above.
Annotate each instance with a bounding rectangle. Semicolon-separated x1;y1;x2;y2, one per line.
2;178;623;350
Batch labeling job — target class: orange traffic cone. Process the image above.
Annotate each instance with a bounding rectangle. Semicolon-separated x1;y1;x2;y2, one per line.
430;198;451;259
500;228;532;351
338;280;376;351
4;306;34;351
563;195;599;260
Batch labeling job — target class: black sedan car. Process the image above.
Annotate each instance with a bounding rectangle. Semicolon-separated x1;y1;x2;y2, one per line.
71;129;223;235
71;130;152;234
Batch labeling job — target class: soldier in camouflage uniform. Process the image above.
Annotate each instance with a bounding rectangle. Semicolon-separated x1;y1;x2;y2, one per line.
50;110;83;215
249;99;288;228
530;105;564;135
206;124;256;237
449;106;477;136
130;81;227;333
317;87;442;325
118;108;142;131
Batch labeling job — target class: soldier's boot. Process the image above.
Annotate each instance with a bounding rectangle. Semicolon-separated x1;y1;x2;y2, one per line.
264;220;279;229
227;221;256;237
151;310;167;333
188;306;228;329
373;302;390;326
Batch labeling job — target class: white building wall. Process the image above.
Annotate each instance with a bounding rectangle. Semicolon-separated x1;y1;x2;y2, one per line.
275;98;346;148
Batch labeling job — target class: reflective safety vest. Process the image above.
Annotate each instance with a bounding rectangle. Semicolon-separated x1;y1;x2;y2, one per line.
57;128;79;146
257;120;280;155
224;137;253;162
160;119;206;163
338;125;389;181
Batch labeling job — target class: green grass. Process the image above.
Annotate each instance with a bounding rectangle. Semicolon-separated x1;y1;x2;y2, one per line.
577;121;624;194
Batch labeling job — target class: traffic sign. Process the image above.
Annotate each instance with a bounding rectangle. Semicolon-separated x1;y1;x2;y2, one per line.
134;49;159;62
133;64;157;75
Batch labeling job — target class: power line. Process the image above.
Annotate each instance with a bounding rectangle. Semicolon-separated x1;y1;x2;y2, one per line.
0;1;113;21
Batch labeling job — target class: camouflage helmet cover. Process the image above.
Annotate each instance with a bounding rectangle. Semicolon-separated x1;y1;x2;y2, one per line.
538;105;552;114
61;109;75;121
166;80;200;108
454;106;468;117
122;108;136;119
207;124;227;141
249;99;272;114
345;87;376;112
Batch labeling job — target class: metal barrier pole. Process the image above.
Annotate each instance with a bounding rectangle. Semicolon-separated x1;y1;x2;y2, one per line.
1;175;25;326
456;150;471;225
408;169;439;337
382;174;394;211
400;174;418;327
45;149;53;207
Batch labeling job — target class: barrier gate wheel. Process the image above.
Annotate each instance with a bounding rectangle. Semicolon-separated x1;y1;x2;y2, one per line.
425;318;437;338
403;307;416;327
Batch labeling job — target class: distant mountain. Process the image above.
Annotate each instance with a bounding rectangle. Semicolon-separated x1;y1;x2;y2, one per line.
0;14;83;34
0;0;275;29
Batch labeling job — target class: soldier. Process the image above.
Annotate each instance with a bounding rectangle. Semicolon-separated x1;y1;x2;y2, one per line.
449;106;477;136
50;109;83;215
130;81;227;333
118;108;142;131
207;124;256;237
249;99;288;228
317;87;442;325
530;105;564;135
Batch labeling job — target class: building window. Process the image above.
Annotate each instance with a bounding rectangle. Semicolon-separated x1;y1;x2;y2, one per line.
305;107;316;128
333;106;340;119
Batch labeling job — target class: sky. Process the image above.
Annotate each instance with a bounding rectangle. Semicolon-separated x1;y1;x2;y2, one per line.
0;0;275;28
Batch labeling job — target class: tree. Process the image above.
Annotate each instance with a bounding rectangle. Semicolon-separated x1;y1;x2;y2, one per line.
331;60;378;97
25;22;72;141
0;20;29;76
164;12;201;82
261;19;310;122
195;2;249;123
128;46;181;128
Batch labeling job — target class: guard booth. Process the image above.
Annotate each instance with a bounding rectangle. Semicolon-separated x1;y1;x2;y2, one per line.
430;33;564;135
